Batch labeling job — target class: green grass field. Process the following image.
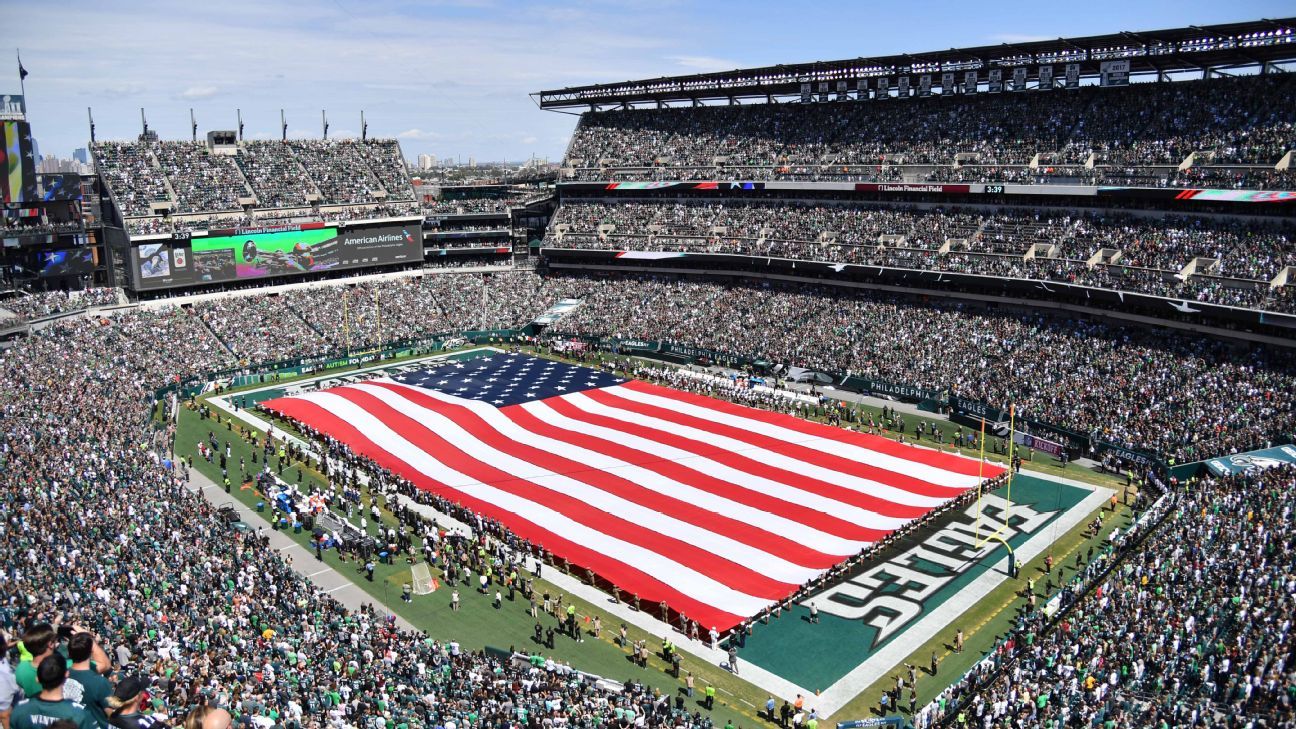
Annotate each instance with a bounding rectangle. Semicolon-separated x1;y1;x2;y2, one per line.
176;348;1132;724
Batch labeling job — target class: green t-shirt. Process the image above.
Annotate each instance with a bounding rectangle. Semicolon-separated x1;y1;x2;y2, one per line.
15;657;75;698
67;668;113;728
11;697;98;729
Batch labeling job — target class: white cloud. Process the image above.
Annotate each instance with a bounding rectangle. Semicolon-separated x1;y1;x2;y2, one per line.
179;85;219;100
667;55;740;72
520;135;537;145
397;128;442;140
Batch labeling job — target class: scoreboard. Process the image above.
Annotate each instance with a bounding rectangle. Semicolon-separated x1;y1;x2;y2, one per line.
129;221;422;290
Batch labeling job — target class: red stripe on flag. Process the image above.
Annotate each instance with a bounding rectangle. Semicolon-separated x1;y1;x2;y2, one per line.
368;381;846;567
502;404;885;544
623;379;1004;479
542;394;928;521
585;385;964;501
262;395;748;628
318;387;796;599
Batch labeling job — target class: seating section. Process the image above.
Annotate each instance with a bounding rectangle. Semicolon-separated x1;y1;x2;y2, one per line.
237;140;315;208
153;141;249;212
360;139;416;200
90;141;174;216
95;138;416;218
564;75;1296;184
286;139;385;205
0;288;120;323
545;200;1296;311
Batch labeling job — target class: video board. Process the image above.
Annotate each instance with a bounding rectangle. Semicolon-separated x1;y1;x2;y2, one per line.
130;222;422;290
2;120;37;204
37;248;97;277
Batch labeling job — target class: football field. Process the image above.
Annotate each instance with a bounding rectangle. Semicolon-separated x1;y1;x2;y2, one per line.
182;346;1125;723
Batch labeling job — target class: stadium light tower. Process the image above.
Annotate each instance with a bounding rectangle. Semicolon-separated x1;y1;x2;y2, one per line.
361;110;367;142
190;108;197;142
87;107;95;144
237;109;244;142
140;108;148;137
322;110;328;140
280;109;287;142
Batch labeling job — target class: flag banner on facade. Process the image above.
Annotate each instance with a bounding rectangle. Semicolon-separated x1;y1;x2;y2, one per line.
263;354;1003;628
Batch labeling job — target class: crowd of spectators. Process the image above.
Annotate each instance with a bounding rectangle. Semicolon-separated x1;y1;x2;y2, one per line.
266;272;581;351
919;466;1295;728
0;287;120;322
128;213;252;237
565;75;1296;182
153;142;249;213
1;306;724;729
359;140;416;201
1;267;1294;728
424;197;529;215
286;140;386;205
90;142;174;217
252;203;422;228
193;292;329;363
237;141;316;209
546;200;1296;310
2;215;84;235
99;138;419;222
126;204;422;238
544;274;1295;462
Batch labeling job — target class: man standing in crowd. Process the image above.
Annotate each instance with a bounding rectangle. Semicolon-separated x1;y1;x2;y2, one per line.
10;656;96;729
67;633;113;728
14;624;58;698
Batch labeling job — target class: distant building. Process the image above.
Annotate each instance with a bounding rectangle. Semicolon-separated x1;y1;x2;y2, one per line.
417;153;436;170
73;147;88;164
38;155;90;174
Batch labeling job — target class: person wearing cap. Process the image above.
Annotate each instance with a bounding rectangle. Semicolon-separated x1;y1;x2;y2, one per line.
106;677;168;729
9;652;95;729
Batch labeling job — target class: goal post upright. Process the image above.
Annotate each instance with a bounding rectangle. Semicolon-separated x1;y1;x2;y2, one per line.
975;403;1015;550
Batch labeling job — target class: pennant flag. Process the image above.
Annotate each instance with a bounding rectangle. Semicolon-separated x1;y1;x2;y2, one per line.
263;354;1002;629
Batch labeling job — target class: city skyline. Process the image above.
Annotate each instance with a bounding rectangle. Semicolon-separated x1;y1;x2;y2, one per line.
8;0;1292;161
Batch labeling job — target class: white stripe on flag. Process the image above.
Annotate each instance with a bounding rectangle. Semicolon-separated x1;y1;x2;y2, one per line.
344;383;820;584
376;380;869;557
293;390;775;617
521;398;911;533
566;388;954;507
605;385;985;490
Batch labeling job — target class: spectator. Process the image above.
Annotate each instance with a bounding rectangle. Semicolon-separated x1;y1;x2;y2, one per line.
10;657;95;729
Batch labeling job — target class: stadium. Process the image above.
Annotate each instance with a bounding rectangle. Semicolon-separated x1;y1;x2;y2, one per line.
1;7;1295;729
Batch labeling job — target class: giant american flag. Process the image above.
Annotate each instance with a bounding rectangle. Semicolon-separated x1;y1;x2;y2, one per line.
262;353;1003;629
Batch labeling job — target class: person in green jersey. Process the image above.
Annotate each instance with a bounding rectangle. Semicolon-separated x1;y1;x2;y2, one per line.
10;655;96;729
14;624;58;698
66;634;113;728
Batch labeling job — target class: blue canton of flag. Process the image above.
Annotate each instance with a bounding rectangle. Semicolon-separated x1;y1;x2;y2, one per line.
392;353;625;407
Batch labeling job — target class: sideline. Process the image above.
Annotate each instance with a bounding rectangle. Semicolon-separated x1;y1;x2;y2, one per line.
194;350;1120;716
185;468;418;632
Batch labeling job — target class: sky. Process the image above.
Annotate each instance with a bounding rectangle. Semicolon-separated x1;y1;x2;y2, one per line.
7;0;1293;163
